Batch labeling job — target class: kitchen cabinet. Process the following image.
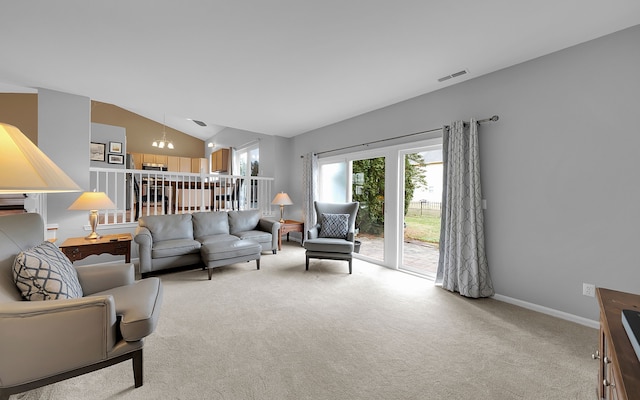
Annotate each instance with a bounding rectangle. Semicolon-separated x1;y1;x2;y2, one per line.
191;158;208;173
210;148;229;172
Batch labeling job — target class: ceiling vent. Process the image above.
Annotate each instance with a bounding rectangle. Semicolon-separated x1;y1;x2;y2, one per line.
438;69;468;83
191;119;207;127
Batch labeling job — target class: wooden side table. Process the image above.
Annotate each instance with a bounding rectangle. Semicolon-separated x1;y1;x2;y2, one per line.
278;220;304;250
59;233;132;263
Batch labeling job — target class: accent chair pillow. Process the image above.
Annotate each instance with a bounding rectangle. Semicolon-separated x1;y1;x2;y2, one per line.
319;213;350;239
13;241;83;301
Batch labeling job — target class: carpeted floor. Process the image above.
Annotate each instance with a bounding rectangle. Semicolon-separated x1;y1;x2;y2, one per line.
15;242;598;400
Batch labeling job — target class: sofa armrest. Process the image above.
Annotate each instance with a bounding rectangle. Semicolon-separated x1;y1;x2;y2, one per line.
134;226;153;274
258;218;281;250
75;263;135;295
258;218;280;235
0;296;117;387
307;224;320;240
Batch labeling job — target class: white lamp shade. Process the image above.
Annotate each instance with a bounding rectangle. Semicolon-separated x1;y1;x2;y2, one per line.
0;122;81;194
271;192;293;205
68;191;116;211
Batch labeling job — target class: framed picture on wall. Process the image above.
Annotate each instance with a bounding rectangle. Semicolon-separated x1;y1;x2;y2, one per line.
90;142;106;161
108;154;124;164
109;141;122;153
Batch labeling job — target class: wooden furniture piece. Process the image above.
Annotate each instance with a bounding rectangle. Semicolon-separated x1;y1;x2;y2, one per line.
59;233;132;263
278;220;304;250
594;288;640;399
128;153;209;173
210;148;230;172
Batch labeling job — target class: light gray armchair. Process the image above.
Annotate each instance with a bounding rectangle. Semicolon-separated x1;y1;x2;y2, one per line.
0;213;163;400
304;201;359;274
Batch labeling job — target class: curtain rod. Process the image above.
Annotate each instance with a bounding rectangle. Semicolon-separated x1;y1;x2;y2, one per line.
302;115;499;158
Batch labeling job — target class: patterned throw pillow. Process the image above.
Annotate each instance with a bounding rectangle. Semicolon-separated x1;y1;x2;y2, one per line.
319;213;349;239
13;241;83;301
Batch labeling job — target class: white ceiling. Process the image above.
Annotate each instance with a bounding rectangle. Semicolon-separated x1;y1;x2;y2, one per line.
1;1;639;140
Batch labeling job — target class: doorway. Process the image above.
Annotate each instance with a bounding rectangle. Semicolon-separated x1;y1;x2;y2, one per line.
317;138;441;273
400;147;442;278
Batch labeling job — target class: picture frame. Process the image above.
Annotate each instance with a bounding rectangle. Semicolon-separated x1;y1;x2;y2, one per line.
109;141;122;154
108;154;124;164
90;142;106;161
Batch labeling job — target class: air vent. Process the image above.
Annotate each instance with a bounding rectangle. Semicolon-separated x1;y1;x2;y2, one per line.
438;69;468;83
191;119;207;127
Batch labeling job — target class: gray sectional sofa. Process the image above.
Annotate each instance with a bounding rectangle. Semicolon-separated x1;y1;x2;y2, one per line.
134;210;280;276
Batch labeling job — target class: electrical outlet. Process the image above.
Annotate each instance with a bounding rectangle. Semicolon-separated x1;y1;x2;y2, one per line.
583;283;596;297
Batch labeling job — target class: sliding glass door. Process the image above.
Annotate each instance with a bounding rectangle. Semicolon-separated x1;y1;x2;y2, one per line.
319;153;387;264
317;138;441;274
400;146;442;278
351;157;385;263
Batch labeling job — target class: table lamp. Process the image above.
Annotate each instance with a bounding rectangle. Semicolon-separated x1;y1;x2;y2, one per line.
271;192;293;223
0;122;81;194
68;191;116;239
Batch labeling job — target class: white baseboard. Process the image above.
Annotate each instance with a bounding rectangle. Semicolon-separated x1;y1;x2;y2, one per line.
493;293;599;329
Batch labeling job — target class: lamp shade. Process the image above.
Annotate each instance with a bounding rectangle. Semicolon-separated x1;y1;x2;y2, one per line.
271;192;293;206
0;122;81;194
68;191;116;240
68;191;116;211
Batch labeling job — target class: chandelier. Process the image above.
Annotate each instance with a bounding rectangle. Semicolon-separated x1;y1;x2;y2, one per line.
152;115;174;149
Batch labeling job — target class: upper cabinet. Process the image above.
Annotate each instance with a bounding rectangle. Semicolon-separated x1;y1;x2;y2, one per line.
191;158;208;173
210;148;230;173
167;156;180;172
129;152;143;169
128;153;208;173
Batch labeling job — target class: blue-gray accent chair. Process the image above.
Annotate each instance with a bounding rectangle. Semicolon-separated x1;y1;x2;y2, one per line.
303;201;359;274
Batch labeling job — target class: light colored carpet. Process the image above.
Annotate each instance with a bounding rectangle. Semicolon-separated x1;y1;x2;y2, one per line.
15;242;598;400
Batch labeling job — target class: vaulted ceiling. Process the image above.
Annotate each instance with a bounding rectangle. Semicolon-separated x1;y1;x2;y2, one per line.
1;1;639;140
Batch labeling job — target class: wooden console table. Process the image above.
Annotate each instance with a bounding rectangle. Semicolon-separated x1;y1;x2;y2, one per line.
278;220;304;250
595;288;640;399
59;233;132;263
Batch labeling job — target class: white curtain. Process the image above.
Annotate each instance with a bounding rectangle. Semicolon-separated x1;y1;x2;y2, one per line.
302;152;318;234
436;119;494;298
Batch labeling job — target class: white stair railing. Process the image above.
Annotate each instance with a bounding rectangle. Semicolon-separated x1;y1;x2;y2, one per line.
89;167;275;225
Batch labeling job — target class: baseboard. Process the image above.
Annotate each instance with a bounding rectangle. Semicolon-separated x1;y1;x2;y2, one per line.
493;293;600;329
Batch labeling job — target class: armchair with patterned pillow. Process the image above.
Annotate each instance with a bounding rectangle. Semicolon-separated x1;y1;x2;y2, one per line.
303;201;359;274
0;213;163;400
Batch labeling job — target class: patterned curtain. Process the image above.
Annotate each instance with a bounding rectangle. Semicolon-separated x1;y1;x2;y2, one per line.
436;119;494;298
302;152;318;235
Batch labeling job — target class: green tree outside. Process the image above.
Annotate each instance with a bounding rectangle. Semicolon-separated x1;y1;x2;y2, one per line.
352;154;427;235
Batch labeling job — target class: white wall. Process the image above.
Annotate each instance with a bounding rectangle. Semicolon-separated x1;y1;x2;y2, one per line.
289;25;640;321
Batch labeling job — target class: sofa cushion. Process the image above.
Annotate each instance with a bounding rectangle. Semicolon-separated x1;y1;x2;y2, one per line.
140;214;194;242
152;239;201;259
304;237;354;253
90;277;163;342
319;213;349;239
234;230;272;244
192;211;230;240
12;241;83;301
201;240;261;262
228;210;260;235
197;234;239;245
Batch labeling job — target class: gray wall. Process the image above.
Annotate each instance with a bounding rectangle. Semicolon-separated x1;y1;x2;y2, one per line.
206;127;294;205
38;88;91;242
38;90;137;264
289;25;640;321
